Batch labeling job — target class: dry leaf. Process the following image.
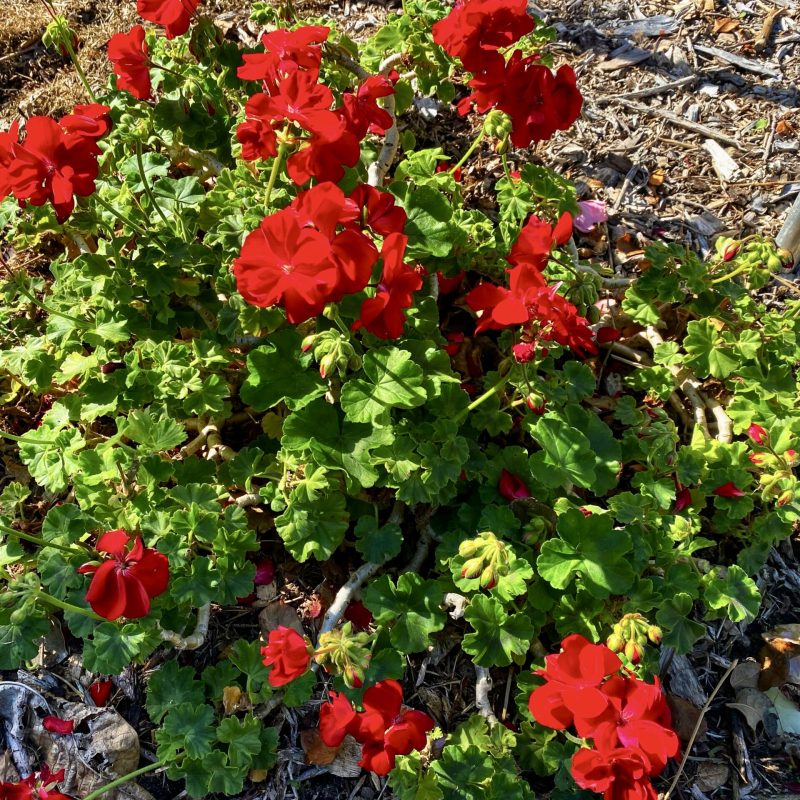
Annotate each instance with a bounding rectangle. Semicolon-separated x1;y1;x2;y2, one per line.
712;18;740;35
249;768;269;783
666;695;707;742
776;119;795;136
765;688;800;735
222;685;251;715
648;168;666;187
328;735;363;778
301;729;341;766
695;761;730;792
727;687;773;735
730;661;760;690
258;600;305;638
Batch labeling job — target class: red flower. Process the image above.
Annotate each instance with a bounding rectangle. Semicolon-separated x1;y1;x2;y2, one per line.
0;122;20;201
236;94;279;161
108;26;152;100
261;626;312;687
286;122;361;186
747;423;768;445
238;25;330;88
342;76;395;138
42;716;73;736
254;558;275;586
319;691;360;747
89;680;113;706
136;0;201;40
58;104;112;143
0;765;71;800
507;212;573;269
571;747;657;800
498;469;530;501
436;271;464;294
7;116;104;222
528;634;621;737
353;233;422;339
712;481;746;498
354;680;435;776
594;676;679;774
674;487;692;513
512;341;537;363
432;0;535;73
343;600;373;631
77;530;169;621
348;184;407;237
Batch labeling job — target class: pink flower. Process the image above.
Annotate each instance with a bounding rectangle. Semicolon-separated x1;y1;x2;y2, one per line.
574;200;608;233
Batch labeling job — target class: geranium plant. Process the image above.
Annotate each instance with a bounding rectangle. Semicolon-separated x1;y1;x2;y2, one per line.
0;0;798;798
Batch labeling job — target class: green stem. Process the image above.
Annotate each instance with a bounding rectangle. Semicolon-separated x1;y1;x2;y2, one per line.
0;523;88;556
0;429;56;446
34;591;106;622
12;279;87;327
710;263;750;285
63;36;97;103
82;762;165;800
136;142;175;234
265;125;292;210
451;124;486;173
92;194;154;239
454;372;511;424
501;151;512;181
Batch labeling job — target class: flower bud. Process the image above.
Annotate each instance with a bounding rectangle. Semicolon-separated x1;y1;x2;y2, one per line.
624;641;642;663
647;625;663;644
777;489;794;507
525;392;546;414
458;538;482;559
480;565;497;590
606;633;624;652
722;240;741;261
319;352;336;379
460;557;484;581
300;334;317;353
747;423;768;445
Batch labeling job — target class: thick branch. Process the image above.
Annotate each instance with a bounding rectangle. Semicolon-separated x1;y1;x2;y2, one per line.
474;666;498;726
160;603;211;650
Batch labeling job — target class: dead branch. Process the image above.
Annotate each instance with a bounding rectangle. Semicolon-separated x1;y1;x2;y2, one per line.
159;603;211;650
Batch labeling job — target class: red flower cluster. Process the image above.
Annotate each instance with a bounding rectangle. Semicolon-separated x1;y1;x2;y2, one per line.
0;765;71;800
0;104;110;222
432;0;582;146
236;25;394;185
261;626;312;687
78;530;169;621
466;213;596;357
319;680;434;775
235;181;417;336
137;0;202;40
108;25;152;100
528;635;679;800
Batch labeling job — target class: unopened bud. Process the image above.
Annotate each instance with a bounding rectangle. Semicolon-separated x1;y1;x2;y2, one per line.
300;334;317;353
777;489;794;507
722;241;741;261
525;392;546;414
460;557;484;581
624;641;642;663
606;633;624;652
647;626;663;644
319;353;336;379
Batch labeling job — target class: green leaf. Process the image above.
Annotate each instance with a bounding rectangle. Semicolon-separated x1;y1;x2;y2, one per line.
251;726;279;771
82;623;160;675
282;668;316;707
528;417;596;488
240;329;327;411
402;185;457;258
354;517;403;563
536;509;635;599
462;595;533;667
146;661;206;723
364;573;446;653
157;703;216;760
216;714;263;768
121;152;170;193
274;492;350;562
656;592;706;654
341;347;427;423
430;744;493;797
390;752;444;800
19;428;85;493
702;565;761;623
683;319;739;379
121;408;186;452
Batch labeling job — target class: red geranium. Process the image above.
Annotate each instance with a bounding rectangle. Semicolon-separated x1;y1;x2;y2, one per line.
261;626;312;687
136;0;201;40
528;634;621;736
0;765;71;800
319;680;434;775
89;680;114;706
238;25;330;88
712;482;746;498
348;184;407;237
507;212;573;269
747;423;768;445
0;122;20;201
353;233;422;339
58;104;112;143
571;746;657;800
108;25;152;100
356;680;435;775
342;76;395;138
498;469;530;501
77;530;169;620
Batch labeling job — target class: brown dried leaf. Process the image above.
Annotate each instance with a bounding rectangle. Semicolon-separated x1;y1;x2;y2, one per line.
730;661;760;690
301;729;341;766
727;687;774;735
776;119;795;136
222;685;251;715
328;735;363;778
695;761;730;792
712;18;740;35
258;600;304;638
666;695;707;743
648;168;666;187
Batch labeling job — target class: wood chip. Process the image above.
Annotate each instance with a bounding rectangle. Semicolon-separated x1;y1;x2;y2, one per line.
599;46;652;72
702;139;741;181
693;43;782;78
